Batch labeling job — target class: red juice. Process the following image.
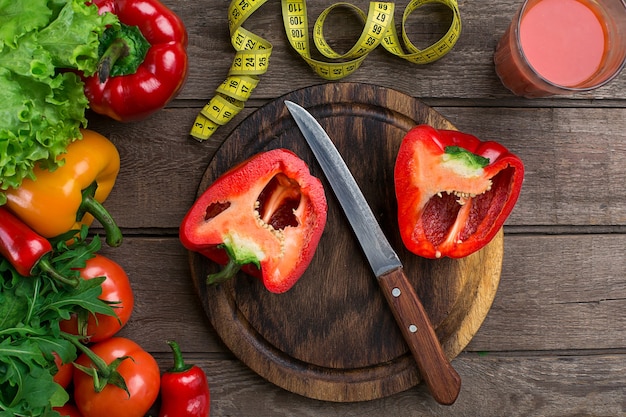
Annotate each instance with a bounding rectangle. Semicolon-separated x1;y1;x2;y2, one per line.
519;0;606;87
494;0;626;97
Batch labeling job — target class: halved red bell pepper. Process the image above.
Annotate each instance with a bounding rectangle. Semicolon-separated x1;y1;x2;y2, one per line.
83;0;189;122
394;125;524;259
180;149;327;294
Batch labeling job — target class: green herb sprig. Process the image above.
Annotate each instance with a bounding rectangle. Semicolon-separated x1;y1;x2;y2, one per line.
0;227;117;416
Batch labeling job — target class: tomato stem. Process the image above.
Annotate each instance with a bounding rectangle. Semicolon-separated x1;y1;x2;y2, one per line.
62;332;131;396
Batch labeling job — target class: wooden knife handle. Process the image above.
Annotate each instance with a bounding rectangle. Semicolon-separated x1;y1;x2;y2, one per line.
378;267;461;405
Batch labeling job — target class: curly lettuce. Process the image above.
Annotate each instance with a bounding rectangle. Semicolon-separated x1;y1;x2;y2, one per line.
0;0;118;203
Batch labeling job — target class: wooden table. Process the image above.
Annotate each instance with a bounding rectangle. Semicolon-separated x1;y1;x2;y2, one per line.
87;0;626;415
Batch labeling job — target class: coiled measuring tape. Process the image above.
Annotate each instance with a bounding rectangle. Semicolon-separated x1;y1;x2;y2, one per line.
190;0;461;141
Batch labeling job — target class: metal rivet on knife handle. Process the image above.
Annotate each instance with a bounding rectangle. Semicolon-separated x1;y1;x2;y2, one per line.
379;268;461;405
392;289;420;333
285;100;461;405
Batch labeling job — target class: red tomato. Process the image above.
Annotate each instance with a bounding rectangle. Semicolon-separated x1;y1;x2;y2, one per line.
60;254;134;342
73;337;160;417
54;403;84;417
52;352;73;389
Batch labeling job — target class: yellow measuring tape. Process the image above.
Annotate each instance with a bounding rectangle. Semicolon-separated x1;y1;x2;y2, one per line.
190;0;461;141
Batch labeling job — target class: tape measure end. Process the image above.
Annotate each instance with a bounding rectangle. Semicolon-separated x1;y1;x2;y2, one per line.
190;133;210;142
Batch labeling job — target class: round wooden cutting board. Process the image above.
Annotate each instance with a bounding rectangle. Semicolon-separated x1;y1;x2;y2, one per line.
190;83;503;402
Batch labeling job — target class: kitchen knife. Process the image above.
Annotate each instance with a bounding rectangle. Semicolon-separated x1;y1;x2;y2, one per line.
285;100;461;405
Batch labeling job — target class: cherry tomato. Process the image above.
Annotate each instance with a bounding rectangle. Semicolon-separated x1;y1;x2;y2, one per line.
54;403;84;417
60;254;134;342
73;337;160;417
52;352;73;389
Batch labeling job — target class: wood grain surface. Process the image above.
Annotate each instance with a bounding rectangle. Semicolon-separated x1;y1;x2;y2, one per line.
76;0;626;415
189;83;503;401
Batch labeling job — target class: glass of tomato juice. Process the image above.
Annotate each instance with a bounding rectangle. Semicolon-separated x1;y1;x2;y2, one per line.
494;0;626;97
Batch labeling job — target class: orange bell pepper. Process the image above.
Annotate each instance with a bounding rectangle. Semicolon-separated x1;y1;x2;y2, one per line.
3;129;122;247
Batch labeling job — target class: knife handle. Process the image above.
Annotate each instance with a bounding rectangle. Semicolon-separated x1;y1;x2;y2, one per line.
378;267;461;405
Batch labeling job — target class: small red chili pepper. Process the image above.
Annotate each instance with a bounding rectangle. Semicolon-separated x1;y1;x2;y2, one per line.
0;207;77;286
159;340;210;417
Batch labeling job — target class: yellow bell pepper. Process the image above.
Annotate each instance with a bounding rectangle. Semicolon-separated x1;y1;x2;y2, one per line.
4;129;123;246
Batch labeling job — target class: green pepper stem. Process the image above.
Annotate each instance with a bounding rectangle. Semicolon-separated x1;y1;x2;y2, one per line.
79;182;123;247
96;24;150;81
166;340;192;373
207;258;242;285
98;38;129;83
36;257;79;287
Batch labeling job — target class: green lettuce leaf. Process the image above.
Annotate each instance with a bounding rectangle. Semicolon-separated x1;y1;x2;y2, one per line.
0;0;118;202
0;0;51;49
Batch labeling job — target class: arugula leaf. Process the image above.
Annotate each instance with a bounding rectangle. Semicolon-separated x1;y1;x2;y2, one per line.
0;0;119;201
0;281;30;330
0;363;60;416
0;231;118;416
41;276;111;322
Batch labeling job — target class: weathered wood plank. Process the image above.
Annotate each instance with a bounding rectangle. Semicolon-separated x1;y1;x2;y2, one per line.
469;234;626;352
101;234;626;355
97;237;221;353
88;104;626;230
436;107;626;227
58;0;626;414
166;0;626;101
144;352;626;416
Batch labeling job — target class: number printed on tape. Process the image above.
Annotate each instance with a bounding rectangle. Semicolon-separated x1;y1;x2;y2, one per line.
190;0;462;141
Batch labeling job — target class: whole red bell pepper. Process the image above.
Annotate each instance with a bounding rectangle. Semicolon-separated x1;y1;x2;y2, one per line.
180;149;327;294
83;0;189;122
394;125;524;259
0;207;78;286
159;340;210;417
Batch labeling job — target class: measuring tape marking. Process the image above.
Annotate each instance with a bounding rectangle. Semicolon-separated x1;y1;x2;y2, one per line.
192;0;272;140
191;0;462;140
283;0;396;80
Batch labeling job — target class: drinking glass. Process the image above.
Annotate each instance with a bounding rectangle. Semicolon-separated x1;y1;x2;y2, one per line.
494;0;626;97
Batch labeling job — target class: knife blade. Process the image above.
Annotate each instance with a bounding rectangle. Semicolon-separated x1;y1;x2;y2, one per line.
285;100;461;405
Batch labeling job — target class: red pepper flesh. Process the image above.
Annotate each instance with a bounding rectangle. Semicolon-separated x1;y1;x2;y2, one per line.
394;125;525;259
0;207;77;286
180;149;327;293
159;340;210;417
84;0;189;122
